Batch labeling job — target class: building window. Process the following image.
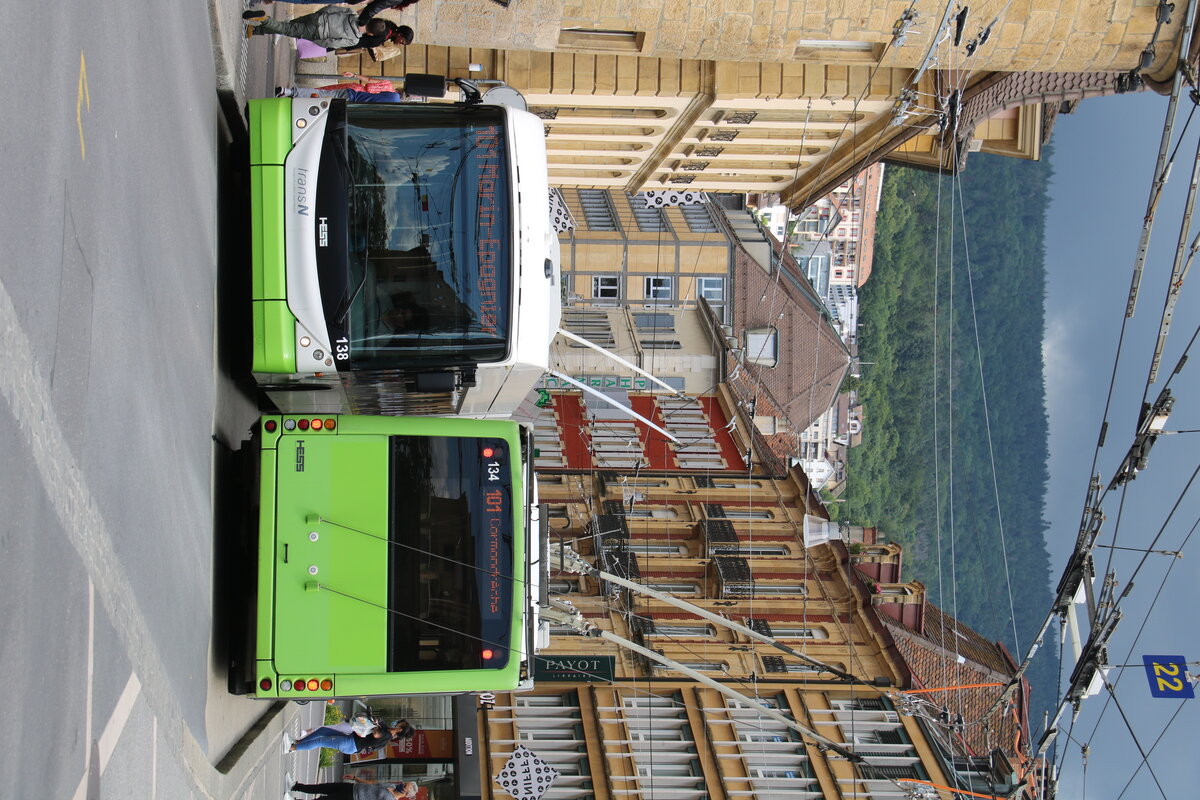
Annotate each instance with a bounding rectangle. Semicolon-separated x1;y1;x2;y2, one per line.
646;622;716;638
622;505;679;519
744;327;778;367
779;661;845;674
793;39;882;63
625;542;689;556
705;504;775;520
710;480;762;489
630;196;670;231
739;544;790;556
681;203;718;232
644;276;674;300
592;275;620;299
724;699;817;793
754;583;806;596
507;693;594;794
769;626;828;639
633;311;680;348
558;27;645;52
698;276;725;302
719;508;774;520
656;660;727;673
644;581;700;595
563;308;615;347
616;693;705;793
830;697;893;714
577;188;619;230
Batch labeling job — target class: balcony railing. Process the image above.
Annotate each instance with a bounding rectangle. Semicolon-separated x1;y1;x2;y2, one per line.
698;519;739;556
712;555;754;598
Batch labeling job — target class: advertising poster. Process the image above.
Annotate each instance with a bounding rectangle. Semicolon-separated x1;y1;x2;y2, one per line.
350;730;456;763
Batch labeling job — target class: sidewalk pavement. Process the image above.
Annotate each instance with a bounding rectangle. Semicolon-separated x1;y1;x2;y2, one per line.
211;1;345;137
205;2;348;789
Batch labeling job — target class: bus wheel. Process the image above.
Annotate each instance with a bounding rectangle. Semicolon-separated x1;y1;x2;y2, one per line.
227;658;254;696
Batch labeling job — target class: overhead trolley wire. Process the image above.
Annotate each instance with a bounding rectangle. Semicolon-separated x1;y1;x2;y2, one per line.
1112;698;1190;800
953;164;1023;655
984;12;1199;719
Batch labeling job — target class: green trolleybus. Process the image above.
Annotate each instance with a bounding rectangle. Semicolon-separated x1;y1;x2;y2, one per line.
238;413;544;699
247;78;560;418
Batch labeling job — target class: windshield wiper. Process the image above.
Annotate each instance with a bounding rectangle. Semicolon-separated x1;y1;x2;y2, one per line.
335;274;368;324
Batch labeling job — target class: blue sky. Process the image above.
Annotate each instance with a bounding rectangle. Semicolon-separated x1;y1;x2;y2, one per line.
1042;91;1200;799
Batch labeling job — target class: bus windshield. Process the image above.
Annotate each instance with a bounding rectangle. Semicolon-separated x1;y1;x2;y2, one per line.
387;434;514;672
319;103;512;370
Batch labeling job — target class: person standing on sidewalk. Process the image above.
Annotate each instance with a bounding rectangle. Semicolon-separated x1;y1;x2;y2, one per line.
290;776;418;800
251;0;422;27
244;6;393;50
276;86;405;103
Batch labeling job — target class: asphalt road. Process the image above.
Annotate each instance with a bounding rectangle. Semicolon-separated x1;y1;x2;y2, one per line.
0;1;316;797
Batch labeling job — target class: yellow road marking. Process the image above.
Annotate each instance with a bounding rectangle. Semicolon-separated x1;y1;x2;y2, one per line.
77;51;90;160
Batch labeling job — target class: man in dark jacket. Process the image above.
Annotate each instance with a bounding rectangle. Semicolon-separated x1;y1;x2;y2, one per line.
249;0;421;24
357;0;421;26
245;7;402;50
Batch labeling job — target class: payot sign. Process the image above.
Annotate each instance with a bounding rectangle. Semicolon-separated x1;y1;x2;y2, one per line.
532;654;615;682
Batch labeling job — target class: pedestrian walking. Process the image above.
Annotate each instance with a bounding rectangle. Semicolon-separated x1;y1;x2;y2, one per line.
244;6;396;51
254;0;421;28
276;86;404;103
318;71;397;94
283;720;410;755
290;776;418;800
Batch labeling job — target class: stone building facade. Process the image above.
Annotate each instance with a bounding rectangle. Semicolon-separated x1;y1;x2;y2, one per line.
337;0;1197;206
472;454;1037;799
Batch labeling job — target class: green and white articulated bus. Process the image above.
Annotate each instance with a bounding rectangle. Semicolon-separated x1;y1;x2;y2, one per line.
247;76;560;418
235;413;546;700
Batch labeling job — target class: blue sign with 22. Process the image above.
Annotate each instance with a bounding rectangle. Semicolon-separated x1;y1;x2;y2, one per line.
1142;655;1194;699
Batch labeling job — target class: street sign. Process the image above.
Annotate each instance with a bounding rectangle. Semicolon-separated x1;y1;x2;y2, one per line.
533;654;615;682
493;744;560;800
1142;654;1194;698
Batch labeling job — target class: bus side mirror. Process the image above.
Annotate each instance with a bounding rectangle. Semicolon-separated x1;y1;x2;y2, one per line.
403;73;447;98
415;372;456;393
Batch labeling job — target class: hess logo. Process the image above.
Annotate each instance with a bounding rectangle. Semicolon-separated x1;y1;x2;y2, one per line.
318;217;328;247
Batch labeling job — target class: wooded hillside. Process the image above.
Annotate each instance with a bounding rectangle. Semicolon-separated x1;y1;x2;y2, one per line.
848;154;1059;718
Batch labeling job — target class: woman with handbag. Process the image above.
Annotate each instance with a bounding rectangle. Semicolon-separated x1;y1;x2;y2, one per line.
284;719;396;755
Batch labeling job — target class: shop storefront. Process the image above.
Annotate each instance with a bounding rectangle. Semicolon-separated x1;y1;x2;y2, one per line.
339;695;483;800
